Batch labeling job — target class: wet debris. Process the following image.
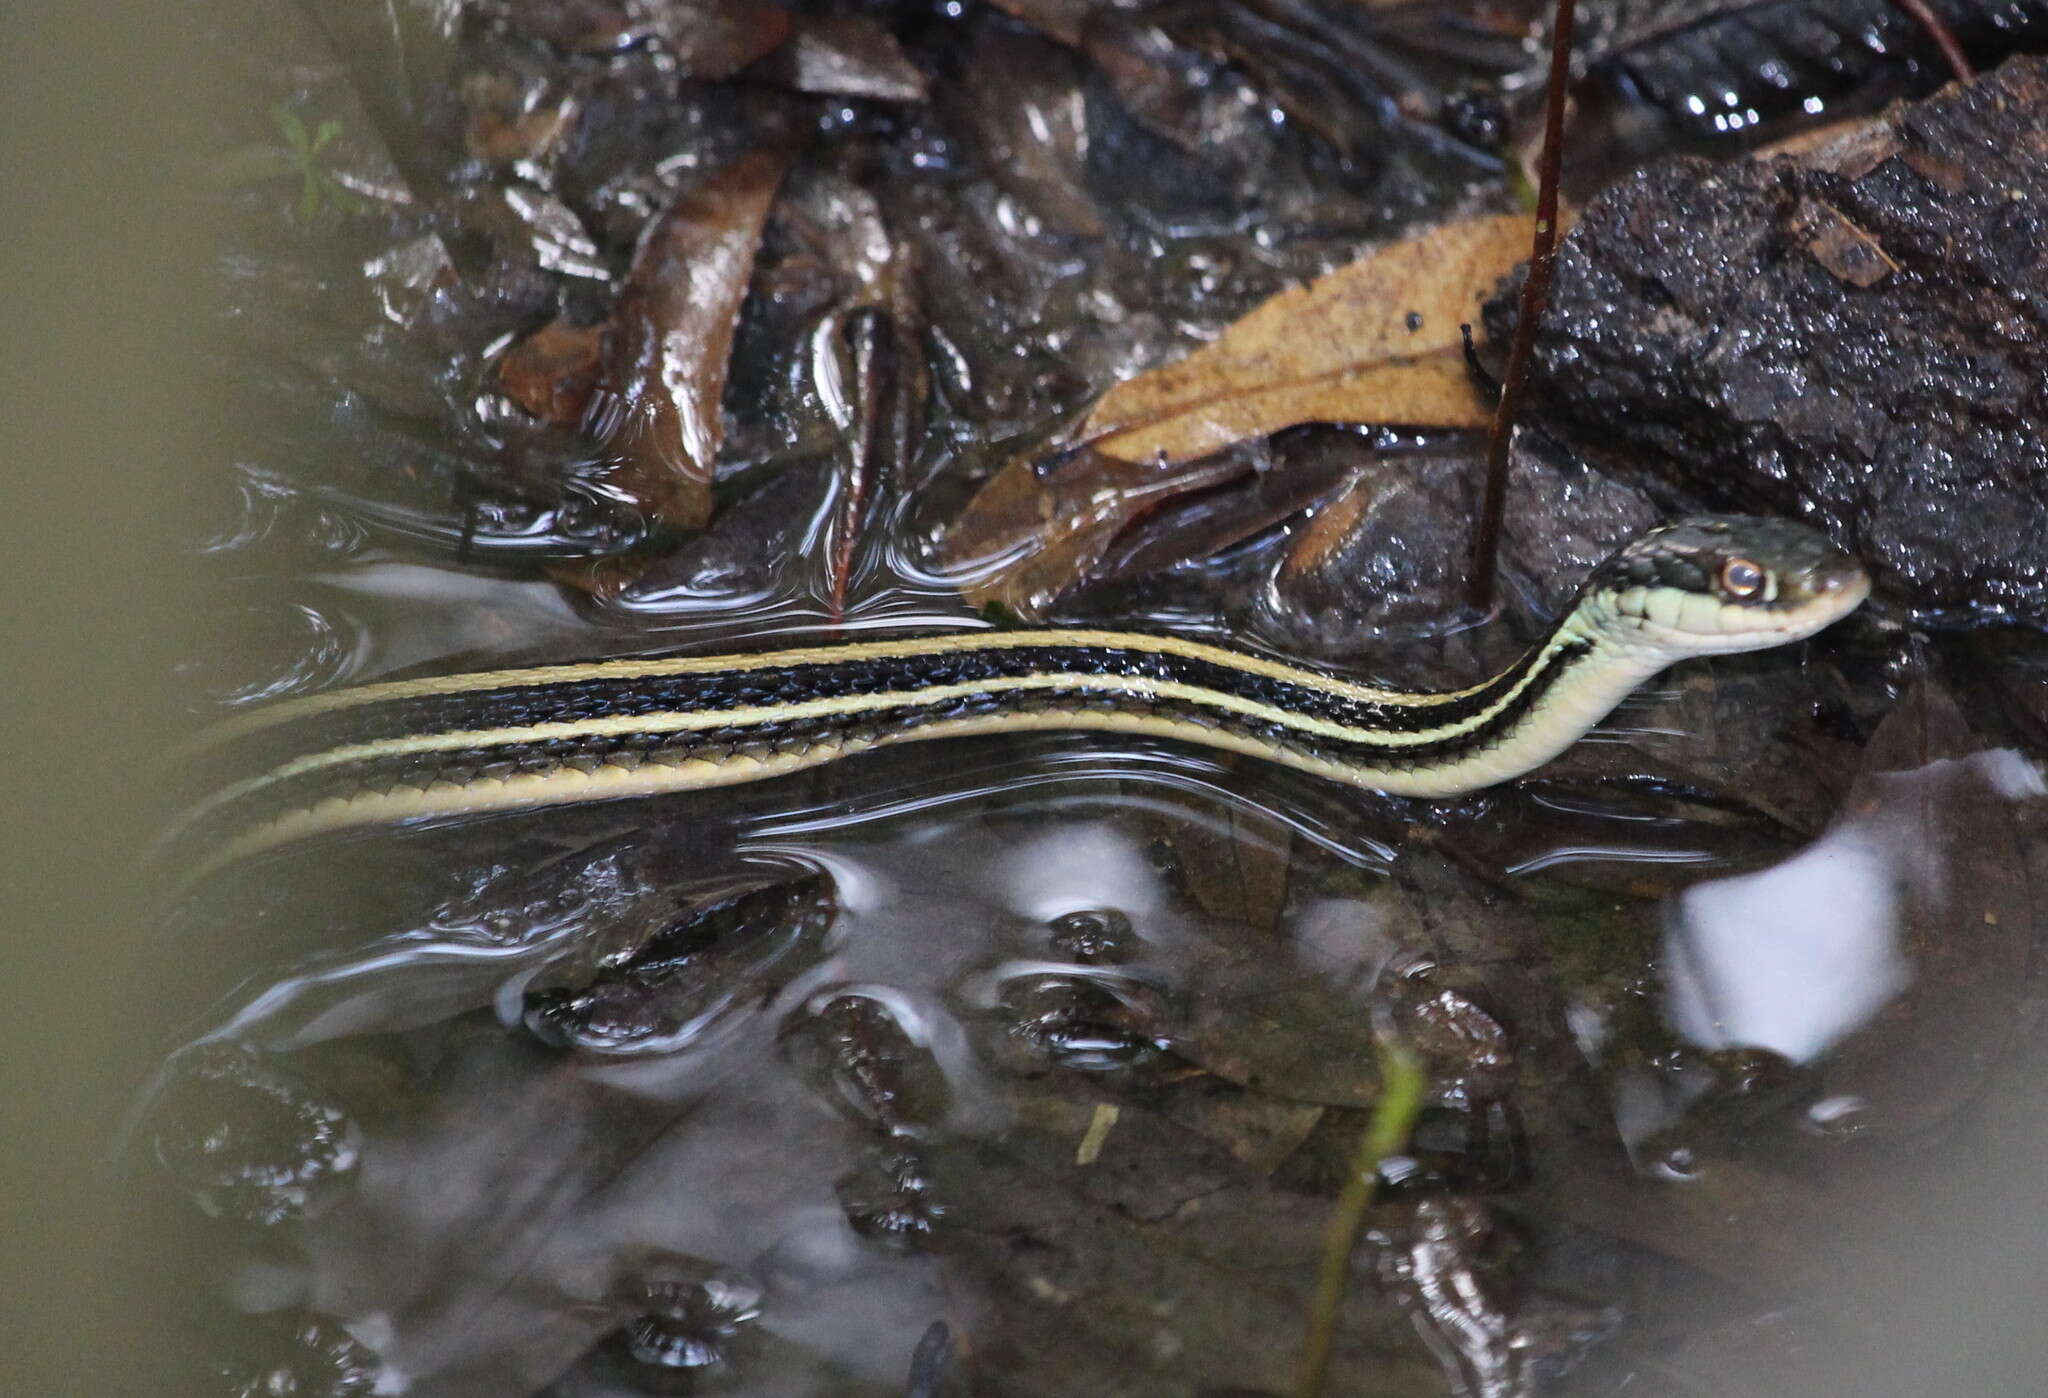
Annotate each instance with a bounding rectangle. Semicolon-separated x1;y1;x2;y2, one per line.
1046;907;1140;965
781;990;951;1134
836;1142;945;1244
593;144;797;532
219;1312;381;1398
525;871;837;1054
940;213;1528;614
1383;967;1519;1111
753;13;929;105
1375;1197;1619;1396
994;970;1175;1074
612;456;833;608
1772;680;2033;1136
1569;0;2048;169
1257;434;1661;653
904;1319;964;1398
145;1042;360;1226
1503;55;2048;625
596;1255;766;1387
944;27;1107;239
483;0;794;76
495;318;604;426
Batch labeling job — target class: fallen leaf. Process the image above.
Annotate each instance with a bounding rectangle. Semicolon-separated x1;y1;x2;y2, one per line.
1083;213;1526;462
942;213;1533;610
496;319;604;427
945;28;1105;238
598;146;794;531
944;444;1252;613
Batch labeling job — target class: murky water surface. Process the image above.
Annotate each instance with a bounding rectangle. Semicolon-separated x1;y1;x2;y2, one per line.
136;3;2048;1395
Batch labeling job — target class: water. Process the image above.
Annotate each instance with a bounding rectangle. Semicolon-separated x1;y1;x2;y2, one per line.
139;665;2048;1395
25;2;2048;1394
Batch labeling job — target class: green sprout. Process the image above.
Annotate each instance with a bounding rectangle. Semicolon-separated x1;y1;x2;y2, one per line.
213;102;371;222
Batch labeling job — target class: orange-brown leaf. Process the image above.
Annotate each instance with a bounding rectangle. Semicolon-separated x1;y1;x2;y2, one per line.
1081;213;1532;463
943;213;1537;612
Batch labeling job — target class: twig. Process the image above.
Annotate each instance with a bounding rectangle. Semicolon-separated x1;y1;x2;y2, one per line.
1467;0;1577;613
828;308;892;626
1888;0;1973;83
1293;1043;1426;1397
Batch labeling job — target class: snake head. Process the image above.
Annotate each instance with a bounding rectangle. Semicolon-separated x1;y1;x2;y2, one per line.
1586;515;1870;654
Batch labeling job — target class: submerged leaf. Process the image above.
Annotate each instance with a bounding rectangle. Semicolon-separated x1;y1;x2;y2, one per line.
497;319;604;427
598;146;794;531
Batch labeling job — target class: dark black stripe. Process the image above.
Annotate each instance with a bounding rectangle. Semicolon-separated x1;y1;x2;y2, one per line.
199;624;1579;781
179;636;1596;858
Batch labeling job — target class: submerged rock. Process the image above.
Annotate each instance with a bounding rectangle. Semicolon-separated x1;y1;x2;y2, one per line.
147;1042;359;1226
220;1313;380;1398
1503;56;2048;626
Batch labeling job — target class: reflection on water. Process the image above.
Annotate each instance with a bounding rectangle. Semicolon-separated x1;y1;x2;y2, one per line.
1668;745;2045;1068
139;687;2048;1395
1667;823;1911;1063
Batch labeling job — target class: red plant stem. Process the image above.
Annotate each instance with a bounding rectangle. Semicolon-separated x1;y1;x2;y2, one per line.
1890;0;1973;82
1468;0;1577;614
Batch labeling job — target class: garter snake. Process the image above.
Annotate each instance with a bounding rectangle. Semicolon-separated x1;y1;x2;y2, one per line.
168;516;1867;881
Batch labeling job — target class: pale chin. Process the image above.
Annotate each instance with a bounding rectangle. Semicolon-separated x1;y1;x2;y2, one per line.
1635;596;1864;657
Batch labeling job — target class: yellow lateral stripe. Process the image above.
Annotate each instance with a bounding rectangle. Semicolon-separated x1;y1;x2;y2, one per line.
181;706;1504;889
164;638;1589;850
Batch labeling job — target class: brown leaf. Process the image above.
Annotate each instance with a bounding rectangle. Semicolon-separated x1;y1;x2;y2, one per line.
944;445;1251;613
942;214;1532;611
1084;213;1526;462
496;320;603;427
598;147;794;531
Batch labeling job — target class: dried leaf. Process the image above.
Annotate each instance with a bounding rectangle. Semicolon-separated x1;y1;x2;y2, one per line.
598;146;794;531
942;214;1531;610
1084;213;1525;462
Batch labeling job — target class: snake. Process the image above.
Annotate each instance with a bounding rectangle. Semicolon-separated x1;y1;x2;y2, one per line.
167;516;1868;881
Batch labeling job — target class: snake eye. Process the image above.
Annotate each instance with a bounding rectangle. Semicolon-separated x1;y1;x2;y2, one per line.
1718;557;1765;598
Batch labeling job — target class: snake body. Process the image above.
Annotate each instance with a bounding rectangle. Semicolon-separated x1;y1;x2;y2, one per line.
170;516;1868;879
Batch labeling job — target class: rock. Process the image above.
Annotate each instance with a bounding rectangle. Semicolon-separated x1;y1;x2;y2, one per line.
1499;56;2048;626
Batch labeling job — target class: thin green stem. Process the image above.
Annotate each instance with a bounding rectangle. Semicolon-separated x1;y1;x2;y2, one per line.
1293;1042;1426;1397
